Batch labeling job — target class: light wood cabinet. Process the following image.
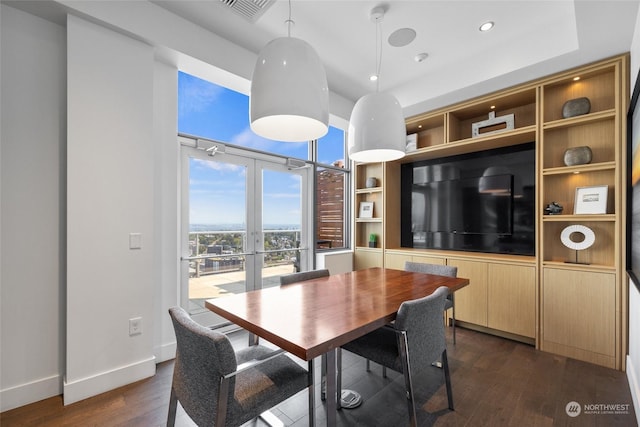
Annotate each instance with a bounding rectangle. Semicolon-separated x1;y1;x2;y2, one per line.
384;251;446;270
542;268;616;368
354;54;628;368
447;259;488;327
353;249;383;271
487;263;536;338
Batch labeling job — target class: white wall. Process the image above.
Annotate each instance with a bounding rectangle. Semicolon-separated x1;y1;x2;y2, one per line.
316;251;353;275
0;5;66;410
152;60;180;363
64;15;157;404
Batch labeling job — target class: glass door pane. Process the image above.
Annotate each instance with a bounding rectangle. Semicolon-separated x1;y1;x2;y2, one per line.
258;163;310;289
181;140;311;327
182;148;253;327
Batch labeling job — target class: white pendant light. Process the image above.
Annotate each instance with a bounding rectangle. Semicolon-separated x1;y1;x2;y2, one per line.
250;2;329;142
348;7;406;163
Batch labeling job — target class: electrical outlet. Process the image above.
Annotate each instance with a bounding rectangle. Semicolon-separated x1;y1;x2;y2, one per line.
129;317;142;336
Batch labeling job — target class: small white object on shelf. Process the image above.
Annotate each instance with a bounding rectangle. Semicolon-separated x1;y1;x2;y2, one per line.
574;185;608;214
359;201;374;218
561;224;595;264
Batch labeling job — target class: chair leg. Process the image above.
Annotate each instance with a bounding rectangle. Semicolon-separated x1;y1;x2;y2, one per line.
398;331;417;427
249;332;259;346
167;387;178;427
452;295;456;345
321;354;327;401
366;358;370;372
382;365;387;378
442;349;454;410
336;348;342;410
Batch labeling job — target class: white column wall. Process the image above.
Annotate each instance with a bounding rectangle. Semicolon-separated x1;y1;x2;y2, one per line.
0;5;66;411
64;15;155;404
152;60;180;363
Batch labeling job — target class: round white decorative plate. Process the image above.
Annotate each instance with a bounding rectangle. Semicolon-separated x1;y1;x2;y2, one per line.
560;224;595;251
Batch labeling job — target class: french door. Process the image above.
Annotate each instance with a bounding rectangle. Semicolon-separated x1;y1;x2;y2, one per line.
180;137;313;327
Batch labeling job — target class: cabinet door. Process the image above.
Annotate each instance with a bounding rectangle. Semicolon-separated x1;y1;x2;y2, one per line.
542;268;615;360
448;259;487;326
384;252;411;270
412;255;446;266
488;264;536;337
354;249;383;270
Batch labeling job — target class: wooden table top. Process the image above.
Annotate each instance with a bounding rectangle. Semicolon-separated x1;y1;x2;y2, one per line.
205;267;469;361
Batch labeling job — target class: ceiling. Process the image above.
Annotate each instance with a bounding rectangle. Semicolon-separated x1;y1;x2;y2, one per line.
150;0;639;115
4;0;640;117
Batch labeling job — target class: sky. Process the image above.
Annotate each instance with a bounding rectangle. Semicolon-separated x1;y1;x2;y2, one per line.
178;72;345;227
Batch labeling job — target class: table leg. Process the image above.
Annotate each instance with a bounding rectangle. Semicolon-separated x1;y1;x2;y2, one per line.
325;349;337;426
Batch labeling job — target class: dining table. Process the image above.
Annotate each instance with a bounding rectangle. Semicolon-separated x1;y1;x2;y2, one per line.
205;266;469;426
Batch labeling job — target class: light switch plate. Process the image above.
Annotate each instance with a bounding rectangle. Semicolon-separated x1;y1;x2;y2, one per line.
129;233;142;249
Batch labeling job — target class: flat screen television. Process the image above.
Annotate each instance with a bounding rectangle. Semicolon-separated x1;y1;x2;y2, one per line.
400;143;536;256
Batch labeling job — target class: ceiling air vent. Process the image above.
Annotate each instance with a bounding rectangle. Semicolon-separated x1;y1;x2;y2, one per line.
220;0;274;22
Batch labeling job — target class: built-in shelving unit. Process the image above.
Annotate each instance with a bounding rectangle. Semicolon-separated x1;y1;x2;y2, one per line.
538;58;625;369
353;163;384;269
353;54;629;370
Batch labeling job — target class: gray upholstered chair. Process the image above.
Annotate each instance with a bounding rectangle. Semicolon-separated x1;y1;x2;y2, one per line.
340;287;454;427
279;268;330;285
404;261;458;344
167;306;314;427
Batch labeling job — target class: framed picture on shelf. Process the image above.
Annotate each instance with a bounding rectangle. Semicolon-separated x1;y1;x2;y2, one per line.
359;201;374;219
574;185;608;214
627;67;640;290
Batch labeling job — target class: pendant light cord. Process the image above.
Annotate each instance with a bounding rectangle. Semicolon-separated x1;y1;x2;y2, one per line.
375;17;383;92
286;0;293;37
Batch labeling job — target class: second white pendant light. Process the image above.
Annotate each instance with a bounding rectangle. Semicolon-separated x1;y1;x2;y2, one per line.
348;6;406;163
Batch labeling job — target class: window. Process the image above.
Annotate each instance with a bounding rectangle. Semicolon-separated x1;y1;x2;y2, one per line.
178;71;309;159
178;71;350;252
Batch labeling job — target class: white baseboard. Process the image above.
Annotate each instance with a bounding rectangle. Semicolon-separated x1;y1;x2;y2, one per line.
155;341;176;364
0;374;62;412
63;356;156;405
626;355;640;427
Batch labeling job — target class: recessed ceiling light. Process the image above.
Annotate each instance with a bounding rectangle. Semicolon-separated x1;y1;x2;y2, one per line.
573;76;581;81
370;74;378;82
479;21;494;32
388;28;417;47
414;53;429;63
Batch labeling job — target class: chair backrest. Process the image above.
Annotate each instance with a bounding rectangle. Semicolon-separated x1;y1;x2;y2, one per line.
404;261;457;278
168;306;237;426
394;286;449;371
279;268;330;285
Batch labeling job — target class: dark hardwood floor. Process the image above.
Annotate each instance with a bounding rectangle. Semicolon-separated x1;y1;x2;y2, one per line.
1;327;636;426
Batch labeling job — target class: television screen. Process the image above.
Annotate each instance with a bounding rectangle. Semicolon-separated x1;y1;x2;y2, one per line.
401;143;535;256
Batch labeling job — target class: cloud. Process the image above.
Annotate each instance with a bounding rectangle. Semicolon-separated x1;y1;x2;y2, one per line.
178;74;224;117
265;192;300;199
231;127;307;152
192;158;244;173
